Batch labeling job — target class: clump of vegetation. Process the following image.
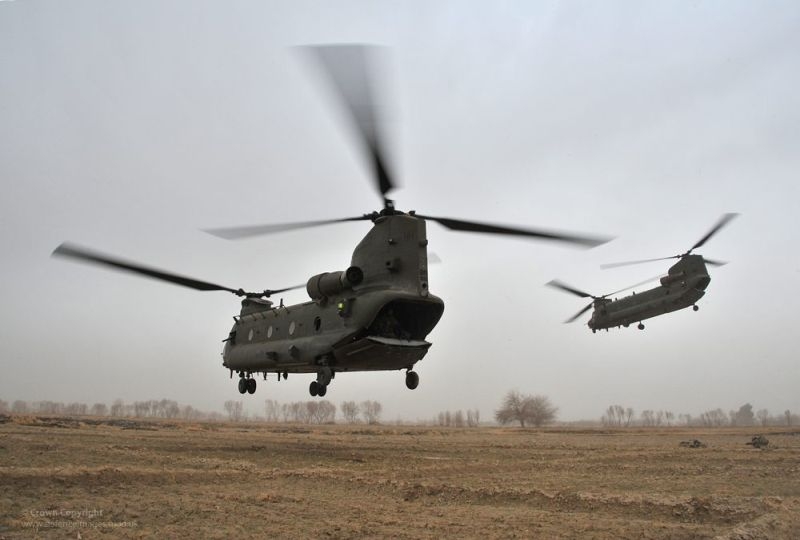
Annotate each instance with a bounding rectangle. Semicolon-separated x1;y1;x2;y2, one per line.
495;390;557;428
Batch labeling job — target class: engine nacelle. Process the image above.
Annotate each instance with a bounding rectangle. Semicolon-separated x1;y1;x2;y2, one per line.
306;266;364;300
660;272;685;287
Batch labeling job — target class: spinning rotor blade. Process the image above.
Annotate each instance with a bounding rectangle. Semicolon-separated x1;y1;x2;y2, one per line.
52;243;302;298
565;303;593;324
600;255;678;270
306;45;395;204
690;213;738;252
53;243;242;293
263;284;306;296
702;257;728;267
546;279;593;299
204;215;372;240
605;274;666;297
415;214;611;248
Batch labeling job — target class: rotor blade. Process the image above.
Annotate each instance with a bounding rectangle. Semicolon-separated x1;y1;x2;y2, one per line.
600;255;679;270
703;257;728;267
264;284;306;296
546;279;593;299
690;213;739;252
415;215;612;248
305;45;395;200
605;274;665;297
204;215;372;240
565;303;593;324
53;243;244;294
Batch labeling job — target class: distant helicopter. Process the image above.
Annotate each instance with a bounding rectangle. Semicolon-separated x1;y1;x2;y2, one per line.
53;45;610;397
547;213;737;332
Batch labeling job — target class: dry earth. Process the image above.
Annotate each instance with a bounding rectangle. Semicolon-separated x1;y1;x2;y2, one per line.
0;416;798;539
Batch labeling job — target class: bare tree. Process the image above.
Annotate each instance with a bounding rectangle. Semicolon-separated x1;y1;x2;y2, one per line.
710;408;727;427
756;409;769;427
90;403;108;416
110;399;124;417
264;399;280;423
614;405;625;426
495;391;557;428
281;403;291;422
315;401;336;424
360;400;382;424
11;400;28;414
625;407;635;427
786;410;792;426
734;403;755;426
602;405;618;427
0;399;8;413
224;400;243;422
453;410;465;427
466;409;480;427
340;401;360;424
65;402;87;416
180;405;197;420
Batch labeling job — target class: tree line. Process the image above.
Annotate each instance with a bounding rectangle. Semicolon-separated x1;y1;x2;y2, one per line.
601;403;797;427
0;398;385;425
1;393;552;427
433;409;481;427
0;398;224;420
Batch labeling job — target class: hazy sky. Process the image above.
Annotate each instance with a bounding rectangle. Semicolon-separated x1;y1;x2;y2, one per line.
1;1;799;422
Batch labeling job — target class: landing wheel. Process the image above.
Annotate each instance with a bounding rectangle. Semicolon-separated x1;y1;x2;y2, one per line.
317;384;328;397
592;329;596;334
309;381;319;397
623;323;629;328
693;305;699;312
405;371;419;390
637;323;645;330
247;378;256;394
237;378;247;394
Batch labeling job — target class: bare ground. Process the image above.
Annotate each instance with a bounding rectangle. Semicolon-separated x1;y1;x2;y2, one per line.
1;416;798;539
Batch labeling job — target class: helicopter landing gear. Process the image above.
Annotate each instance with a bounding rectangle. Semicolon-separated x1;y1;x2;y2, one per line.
693;305;699;312
637;323;645;330
405;370;419;390
309;367;333;397
238;376;256;394
309;380;328;397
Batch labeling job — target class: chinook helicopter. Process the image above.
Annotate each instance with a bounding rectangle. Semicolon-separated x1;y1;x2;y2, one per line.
53;45;611;397
547;213;738;332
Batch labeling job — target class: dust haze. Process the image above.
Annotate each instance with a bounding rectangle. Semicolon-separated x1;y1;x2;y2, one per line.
1;1;799;423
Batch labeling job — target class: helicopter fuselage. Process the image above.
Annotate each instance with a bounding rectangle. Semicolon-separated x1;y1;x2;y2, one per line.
588;255;710;331
221;213;445;382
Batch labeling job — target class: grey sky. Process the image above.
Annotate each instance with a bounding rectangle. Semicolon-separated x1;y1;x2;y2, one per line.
1;1;798;421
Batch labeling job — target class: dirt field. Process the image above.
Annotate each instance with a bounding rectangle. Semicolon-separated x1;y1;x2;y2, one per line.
1;416;798;539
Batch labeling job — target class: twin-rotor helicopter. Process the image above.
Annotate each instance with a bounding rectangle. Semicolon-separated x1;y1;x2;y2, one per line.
547;213;738;332
53;45;611;398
